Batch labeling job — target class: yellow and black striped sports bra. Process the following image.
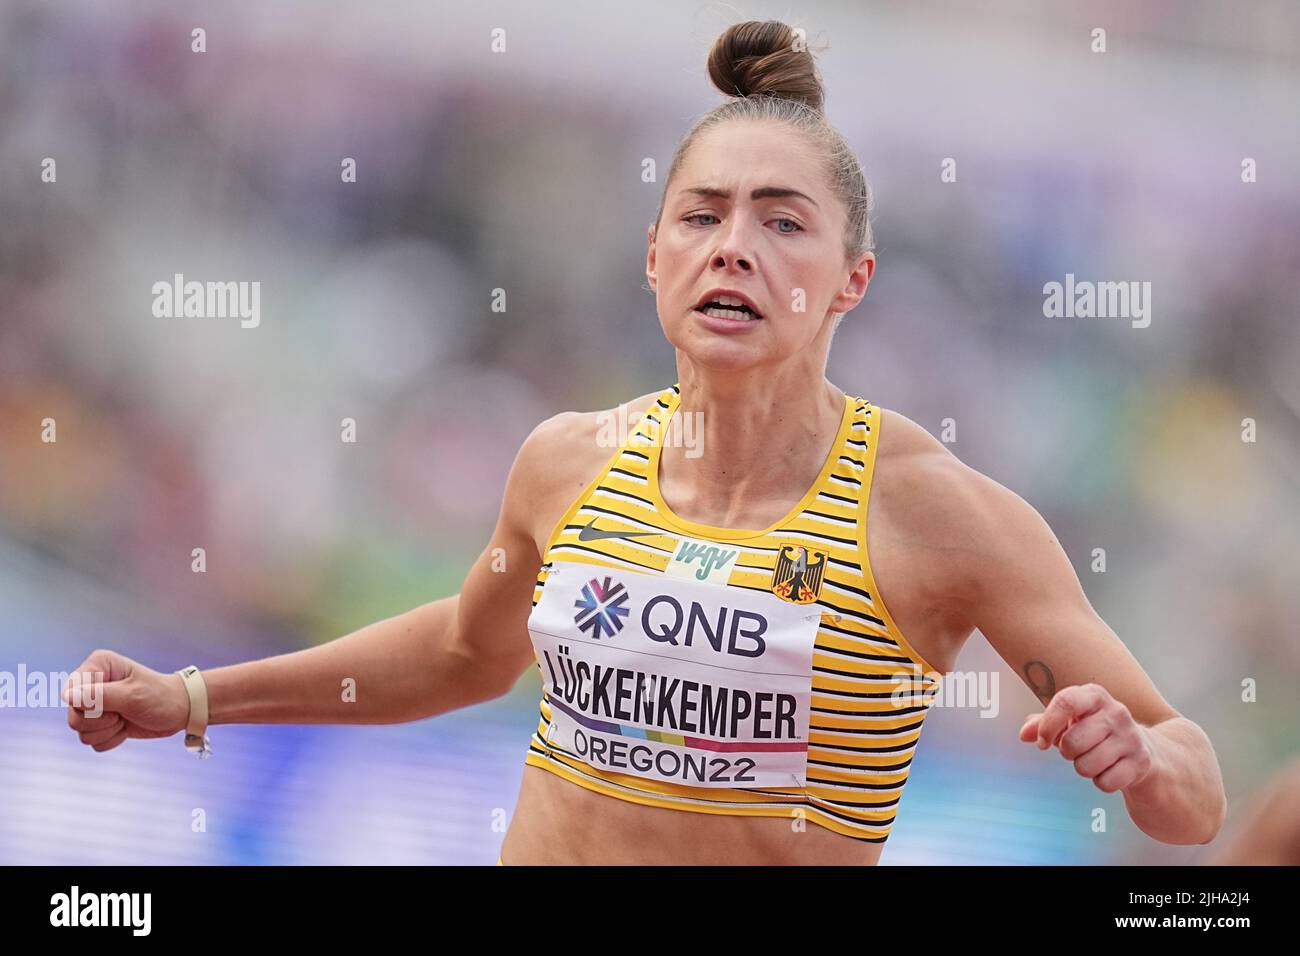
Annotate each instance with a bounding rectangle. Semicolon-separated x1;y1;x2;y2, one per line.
523;383;942;844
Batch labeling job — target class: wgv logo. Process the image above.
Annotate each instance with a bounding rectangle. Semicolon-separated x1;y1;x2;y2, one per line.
573;575;629;639
665;536;740;585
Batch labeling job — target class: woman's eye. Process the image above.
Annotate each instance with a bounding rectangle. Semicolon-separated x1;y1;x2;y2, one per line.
683;213;801;232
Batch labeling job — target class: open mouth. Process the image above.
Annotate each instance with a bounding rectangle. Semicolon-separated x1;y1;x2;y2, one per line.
693;299;763;321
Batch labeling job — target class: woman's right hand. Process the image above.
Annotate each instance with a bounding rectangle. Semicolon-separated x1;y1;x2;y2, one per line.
63;649;193;752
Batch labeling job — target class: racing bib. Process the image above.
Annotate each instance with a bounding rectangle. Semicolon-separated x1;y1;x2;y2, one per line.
527;559;822;788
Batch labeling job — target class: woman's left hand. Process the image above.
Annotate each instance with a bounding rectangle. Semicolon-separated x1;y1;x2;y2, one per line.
1019;682;1157;794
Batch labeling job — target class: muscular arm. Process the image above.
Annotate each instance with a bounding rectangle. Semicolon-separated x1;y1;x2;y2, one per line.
202;415;563;726
896;420;1226;845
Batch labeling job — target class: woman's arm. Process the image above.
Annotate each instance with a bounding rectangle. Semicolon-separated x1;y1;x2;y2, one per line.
203;593;481;726
206;415;572;725
883;419;1227;845
65;415;565;747
954;464;1226;844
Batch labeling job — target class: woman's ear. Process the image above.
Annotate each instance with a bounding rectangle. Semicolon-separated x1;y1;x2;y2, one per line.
645;223;657;292
831;251;874;313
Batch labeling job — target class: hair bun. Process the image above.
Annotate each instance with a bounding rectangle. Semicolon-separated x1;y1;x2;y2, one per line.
707;20;825;112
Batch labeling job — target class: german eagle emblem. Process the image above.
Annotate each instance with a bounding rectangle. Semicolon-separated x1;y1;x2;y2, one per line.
771;545;826;604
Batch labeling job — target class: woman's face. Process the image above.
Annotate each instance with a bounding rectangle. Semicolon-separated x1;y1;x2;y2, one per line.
648;119;874;372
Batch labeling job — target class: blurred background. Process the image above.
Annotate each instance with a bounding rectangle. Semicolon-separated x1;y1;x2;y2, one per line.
1;0;1298;865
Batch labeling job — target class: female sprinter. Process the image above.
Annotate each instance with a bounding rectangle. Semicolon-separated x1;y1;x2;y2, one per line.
63;20;1225;866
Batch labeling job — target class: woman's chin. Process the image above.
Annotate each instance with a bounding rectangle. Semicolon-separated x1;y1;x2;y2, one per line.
662;319;775;370
679;342;770;372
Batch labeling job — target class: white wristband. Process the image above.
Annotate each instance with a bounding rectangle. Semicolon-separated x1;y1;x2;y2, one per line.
177;665;213;759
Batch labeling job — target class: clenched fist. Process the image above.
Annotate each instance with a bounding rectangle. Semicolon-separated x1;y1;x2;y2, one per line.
1019;682;1156;794
62;649;192;752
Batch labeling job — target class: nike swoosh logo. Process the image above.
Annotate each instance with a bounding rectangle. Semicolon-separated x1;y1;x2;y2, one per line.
578;519;660;541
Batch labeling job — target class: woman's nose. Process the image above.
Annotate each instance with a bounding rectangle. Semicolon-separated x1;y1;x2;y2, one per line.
710;229;755;271
712;249;754;271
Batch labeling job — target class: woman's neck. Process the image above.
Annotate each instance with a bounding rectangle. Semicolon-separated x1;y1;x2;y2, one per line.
658;367;846;525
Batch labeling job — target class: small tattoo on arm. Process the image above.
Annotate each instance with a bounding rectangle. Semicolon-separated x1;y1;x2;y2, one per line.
1024;660;1056;705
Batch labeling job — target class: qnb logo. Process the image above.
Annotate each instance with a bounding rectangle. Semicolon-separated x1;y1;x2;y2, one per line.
573;576;630;639
49;886;151;936
642;596;768;658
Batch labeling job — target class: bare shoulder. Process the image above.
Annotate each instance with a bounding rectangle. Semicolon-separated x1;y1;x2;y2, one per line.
509;389;664;551
872;405;995;538
872;406;1057;598
519;389;662;471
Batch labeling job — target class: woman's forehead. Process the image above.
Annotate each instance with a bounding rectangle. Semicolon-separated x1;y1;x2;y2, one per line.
676;124;826;201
